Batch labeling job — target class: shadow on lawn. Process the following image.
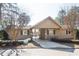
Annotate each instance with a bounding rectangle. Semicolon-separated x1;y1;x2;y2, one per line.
0;46;26;56
49;48;75;53
0;41;40;56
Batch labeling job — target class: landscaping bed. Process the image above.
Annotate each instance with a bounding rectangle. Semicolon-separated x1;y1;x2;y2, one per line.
0;40;24;47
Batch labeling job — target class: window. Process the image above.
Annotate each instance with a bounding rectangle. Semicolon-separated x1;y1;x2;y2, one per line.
23;30;27;35
66;30;71;34
21;30;23;35
53;30;55;35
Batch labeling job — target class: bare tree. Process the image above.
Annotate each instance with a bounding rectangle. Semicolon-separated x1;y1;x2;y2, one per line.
0;3;30;56
18;13;30;26
0;3;30;40
17;12;30;35
0;3;2;20
57;9;66;25
0;3;20;28
65;6;79;40
8;11;30;40
0;3;21;41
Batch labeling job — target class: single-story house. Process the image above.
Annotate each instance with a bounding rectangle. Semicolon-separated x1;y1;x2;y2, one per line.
31;16;73;40
4;16;73;40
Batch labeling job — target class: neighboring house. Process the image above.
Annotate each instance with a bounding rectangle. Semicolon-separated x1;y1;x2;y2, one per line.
32;16;73;40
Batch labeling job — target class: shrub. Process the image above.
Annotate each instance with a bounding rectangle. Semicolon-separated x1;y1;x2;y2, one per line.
0;30;10;40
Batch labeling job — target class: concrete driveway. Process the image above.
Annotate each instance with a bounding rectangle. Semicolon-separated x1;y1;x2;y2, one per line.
33;39;74;49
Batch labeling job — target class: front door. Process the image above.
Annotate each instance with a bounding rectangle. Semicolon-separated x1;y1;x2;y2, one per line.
40;28;45;39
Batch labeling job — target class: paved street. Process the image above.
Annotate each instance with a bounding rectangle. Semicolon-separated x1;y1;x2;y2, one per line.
0;48;78;56
20;48;79;56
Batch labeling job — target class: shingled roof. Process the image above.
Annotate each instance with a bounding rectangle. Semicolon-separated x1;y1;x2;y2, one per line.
32;16;62;29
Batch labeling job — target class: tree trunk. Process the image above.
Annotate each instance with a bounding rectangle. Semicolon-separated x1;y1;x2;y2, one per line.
0;3;2;20
73;29;77;48
73;29;77;40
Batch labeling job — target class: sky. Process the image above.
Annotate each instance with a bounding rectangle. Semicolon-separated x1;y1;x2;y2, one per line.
17;3;62;26
16;1;79;26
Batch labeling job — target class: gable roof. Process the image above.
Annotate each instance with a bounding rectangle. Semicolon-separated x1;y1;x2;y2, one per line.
32;16;62;29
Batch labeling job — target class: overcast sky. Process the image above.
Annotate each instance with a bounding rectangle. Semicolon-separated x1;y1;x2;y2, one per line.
0;0;79;26
17;2;79;26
